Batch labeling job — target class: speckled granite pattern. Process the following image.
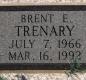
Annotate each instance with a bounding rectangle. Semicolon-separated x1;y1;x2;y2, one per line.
0;1;86;80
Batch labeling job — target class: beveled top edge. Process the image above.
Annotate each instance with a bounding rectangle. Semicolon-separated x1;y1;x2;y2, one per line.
0;5;86;11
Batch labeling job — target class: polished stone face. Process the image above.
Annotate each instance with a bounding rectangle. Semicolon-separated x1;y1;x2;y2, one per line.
0;11;86;64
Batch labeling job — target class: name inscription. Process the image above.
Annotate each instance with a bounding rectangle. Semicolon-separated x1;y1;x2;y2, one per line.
0;7;86;70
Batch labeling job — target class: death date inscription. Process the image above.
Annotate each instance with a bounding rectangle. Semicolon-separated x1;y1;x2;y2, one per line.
6;13;82;63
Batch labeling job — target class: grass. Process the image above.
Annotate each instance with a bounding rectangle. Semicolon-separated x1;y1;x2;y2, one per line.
0;76;8;80
65;57;86;80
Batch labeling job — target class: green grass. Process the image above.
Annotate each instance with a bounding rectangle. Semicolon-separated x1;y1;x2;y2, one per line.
0;76;8;80
65;57;86;80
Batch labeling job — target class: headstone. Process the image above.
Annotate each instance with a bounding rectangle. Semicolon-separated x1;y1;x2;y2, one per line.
0;6;86;70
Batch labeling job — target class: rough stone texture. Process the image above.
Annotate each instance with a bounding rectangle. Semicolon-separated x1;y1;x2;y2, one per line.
0;0;86;5
0;72;86;80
